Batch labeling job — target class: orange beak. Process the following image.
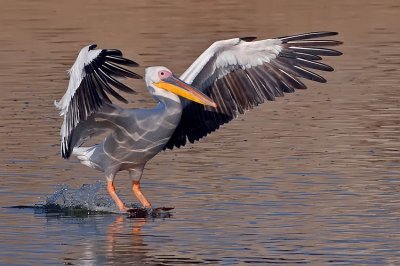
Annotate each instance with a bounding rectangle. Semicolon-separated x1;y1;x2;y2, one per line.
154;76;217;108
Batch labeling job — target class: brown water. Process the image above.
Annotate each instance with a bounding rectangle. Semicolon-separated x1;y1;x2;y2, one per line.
1;0;400;265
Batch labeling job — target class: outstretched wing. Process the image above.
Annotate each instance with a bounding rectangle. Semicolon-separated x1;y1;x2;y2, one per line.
164;31;342;149
55;44;141;158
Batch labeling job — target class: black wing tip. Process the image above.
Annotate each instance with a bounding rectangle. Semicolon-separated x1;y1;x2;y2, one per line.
334;50;343;56
95;48;140;68
103;49;123;56
316;77;327;83
126;60;140;68
61;147;71;159
320;49;343;56
240;36;257;42
103;50;141;68
303;31;339;37
89;44;97;50
316;31;338;36
104;55;140;68
279;31;342;42
289;47;343;57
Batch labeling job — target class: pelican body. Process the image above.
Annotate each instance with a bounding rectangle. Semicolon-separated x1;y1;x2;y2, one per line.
55;32;342;211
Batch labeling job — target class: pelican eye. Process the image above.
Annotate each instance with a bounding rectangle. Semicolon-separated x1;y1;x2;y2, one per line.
159;70;171;79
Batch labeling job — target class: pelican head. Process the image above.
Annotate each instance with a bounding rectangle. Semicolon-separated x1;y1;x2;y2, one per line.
145;66;216;107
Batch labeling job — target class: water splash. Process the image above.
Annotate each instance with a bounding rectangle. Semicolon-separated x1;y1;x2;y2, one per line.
37;181;119;214
4;182;174;218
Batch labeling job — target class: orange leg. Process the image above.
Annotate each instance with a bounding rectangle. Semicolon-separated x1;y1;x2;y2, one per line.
132;181;152;209
107;181;128;212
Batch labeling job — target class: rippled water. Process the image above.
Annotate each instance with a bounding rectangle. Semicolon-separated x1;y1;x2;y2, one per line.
1;0;400;265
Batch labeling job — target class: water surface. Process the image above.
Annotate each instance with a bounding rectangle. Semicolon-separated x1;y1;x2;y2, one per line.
1;0;399;264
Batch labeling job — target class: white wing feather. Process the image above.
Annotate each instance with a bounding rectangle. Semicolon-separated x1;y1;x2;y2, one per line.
55;45;101;115
180;38;282;85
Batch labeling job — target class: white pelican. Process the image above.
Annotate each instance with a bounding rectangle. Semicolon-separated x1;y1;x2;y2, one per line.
55;32;342;212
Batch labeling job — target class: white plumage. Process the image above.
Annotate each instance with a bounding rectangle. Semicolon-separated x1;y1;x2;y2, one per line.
180;38;282;87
